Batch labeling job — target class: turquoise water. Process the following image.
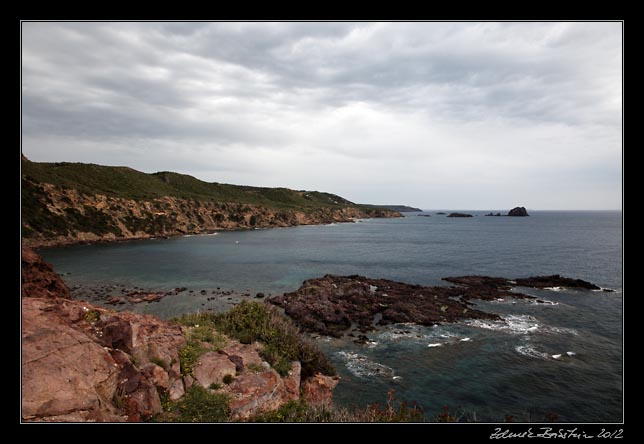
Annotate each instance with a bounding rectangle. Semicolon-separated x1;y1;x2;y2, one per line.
40;211;623;422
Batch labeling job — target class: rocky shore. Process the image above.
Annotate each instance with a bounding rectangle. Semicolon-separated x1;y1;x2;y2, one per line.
21;247;338;422
269;274;605;338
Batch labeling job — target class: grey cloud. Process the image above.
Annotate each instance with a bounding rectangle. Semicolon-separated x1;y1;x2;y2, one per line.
21;21;622;210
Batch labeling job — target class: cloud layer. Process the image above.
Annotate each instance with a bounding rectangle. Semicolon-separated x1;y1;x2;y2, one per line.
22;22;622;209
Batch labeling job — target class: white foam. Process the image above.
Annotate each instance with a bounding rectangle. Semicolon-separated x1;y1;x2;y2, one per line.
466;314;540;335
566;351;576;356
552;354;562;359
392;376;402;380
515;344;550;360
545;326;579;336
532;299;559;306
427;343;443;348
337;351;395;378
460;337;471;342
544;286;564;291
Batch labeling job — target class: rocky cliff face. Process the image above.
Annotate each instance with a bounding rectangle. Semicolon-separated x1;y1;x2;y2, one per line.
21;247;338;422
22;178;399;248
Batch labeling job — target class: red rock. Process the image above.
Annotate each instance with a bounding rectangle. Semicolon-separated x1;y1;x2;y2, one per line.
141;363;170;389
283;361;301;401
21;246;71;299
22;298;122;421
225;369;288;420
168;378;185;401
301;374;340;407
193;352;237;388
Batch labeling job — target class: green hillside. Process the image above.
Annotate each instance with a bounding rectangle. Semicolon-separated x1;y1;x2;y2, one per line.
22;159;357;211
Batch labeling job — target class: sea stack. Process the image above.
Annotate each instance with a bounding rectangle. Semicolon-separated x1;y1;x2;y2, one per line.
508;207;529;217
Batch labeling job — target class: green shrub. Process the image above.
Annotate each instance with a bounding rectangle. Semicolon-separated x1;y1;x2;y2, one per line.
212;301;335;378
174;385;230;422
222;374;234;385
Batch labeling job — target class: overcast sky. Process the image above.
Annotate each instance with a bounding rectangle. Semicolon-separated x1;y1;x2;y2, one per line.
21;22;622;210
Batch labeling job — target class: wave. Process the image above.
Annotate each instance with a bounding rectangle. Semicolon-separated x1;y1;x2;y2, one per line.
465;315;578;337
465;315;539;334
337;351;395;379
515;344;550;360
427;343;443;348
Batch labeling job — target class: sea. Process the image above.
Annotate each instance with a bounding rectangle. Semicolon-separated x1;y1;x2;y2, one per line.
39;211;623;422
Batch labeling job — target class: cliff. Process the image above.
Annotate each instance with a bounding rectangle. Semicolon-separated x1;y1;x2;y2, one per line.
21;247;338;422
21;158;400;247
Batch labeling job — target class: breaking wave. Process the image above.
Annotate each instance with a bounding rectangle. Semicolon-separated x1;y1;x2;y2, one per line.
337;351;395;379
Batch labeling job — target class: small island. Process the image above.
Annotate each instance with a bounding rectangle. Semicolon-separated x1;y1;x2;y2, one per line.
447;213;473;218
508;206;529;216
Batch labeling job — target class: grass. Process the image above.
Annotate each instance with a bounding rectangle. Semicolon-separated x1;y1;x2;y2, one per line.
22;158;360;211
155;385;230;422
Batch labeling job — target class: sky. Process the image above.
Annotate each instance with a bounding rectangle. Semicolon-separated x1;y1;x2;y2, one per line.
21;22;622;210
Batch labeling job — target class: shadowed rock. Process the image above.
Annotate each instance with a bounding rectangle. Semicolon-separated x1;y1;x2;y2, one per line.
508;207;529;216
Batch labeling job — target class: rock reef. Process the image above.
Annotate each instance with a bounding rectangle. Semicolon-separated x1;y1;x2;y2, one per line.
269;273;605;337
447;213;473;218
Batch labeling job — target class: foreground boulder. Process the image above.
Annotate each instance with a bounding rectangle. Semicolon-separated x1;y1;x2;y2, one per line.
508;206;529;216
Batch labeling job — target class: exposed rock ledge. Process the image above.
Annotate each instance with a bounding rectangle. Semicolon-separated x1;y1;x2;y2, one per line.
21;247;337;422
269;274;604;337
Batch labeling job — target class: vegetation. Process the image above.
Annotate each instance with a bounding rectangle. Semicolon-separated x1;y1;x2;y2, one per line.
172;302;335;378
250;390;427;423
156;385;230;422
22;158;360;211
214;301;335;377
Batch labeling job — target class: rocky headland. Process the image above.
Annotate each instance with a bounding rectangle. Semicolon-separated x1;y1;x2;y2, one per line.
22;158;400;249
22;247;338;422
268;274;605;338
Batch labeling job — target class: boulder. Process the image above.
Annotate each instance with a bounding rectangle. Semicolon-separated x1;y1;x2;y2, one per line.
508;206;529;216
193;352;237;388
168;378;185;401
301;374;340;407
21;246;71;299
22;298;122;421
141;363;170;389
225;368;288;420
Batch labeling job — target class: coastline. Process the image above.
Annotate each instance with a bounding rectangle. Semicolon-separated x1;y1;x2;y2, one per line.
24;213;398;250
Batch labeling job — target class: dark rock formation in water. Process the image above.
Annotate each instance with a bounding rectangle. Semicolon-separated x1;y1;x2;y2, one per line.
269;273;606;337
514;275;601;290
447;213;473;218
269;275;530;337
485;212;502;216
508;207;529;216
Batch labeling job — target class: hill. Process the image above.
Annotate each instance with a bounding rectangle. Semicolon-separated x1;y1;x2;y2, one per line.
362;204;422;212
21;158;400;247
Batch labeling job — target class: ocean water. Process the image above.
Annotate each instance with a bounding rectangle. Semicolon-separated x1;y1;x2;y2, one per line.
39;211;623;422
